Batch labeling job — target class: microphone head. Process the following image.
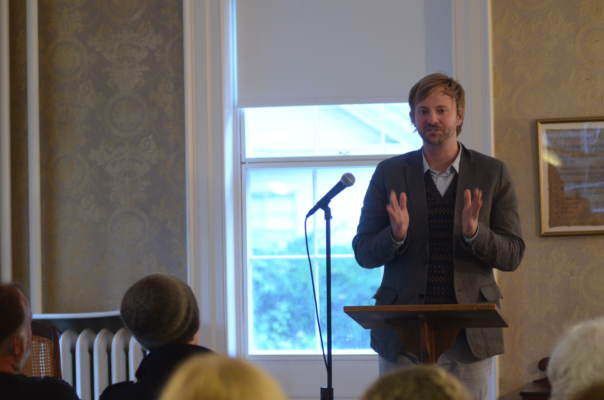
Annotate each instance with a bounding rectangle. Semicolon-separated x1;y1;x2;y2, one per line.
341;173;355;187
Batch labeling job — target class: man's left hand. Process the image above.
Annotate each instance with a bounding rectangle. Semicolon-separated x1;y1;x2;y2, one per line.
462;188;483;238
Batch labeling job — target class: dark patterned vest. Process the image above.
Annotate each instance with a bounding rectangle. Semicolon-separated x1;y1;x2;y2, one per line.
424;171;458;304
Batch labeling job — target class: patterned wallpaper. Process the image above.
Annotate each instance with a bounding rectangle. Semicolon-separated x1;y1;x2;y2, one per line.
9;0;188;312
491;0;604;398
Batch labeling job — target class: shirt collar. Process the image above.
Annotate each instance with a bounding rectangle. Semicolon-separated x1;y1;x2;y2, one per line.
422;143;462;175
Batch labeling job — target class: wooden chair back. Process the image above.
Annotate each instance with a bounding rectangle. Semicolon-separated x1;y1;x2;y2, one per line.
21;320;61;378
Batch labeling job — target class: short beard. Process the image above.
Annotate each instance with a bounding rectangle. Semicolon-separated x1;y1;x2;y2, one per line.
418;126;455;146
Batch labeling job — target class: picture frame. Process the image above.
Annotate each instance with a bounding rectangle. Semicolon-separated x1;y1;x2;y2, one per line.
537;117;604;235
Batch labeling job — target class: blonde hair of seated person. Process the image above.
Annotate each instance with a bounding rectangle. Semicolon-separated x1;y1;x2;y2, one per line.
361;364;470;400
160;354;287;400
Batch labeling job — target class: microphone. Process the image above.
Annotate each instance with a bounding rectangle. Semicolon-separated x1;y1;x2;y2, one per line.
306;173;355;217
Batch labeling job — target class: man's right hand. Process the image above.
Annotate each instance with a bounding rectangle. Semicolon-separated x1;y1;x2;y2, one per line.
386;190;409;241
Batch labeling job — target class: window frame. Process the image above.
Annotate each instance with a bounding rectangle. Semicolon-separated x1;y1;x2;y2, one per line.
183;0;495;398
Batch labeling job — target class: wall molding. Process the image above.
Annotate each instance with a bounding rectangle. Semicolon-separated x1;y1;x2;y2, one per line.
183;0;230;353
452;0;494;156
26;0;42;312
1;0;12;282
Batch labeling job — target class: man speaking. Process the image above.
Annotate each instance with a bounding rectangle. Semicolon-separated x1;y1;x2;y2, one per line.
352;73;525;399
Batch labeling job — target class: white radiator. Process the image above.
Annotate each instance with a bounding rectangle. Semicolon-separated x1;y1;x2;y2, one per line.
59;327;145;400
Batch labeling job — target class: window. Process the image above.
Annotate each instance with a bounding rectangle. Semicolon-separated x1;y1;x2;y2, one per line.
184;1;492;396
241;103;421;355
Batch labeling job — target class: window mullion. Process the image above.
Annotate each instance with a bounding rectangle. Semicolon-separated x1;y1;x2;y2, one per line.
241;156;391;169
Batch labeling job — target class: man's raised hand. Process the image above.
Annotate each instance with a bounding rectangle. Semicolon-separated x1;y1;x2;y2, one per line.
462;188;483;238
386;190;409;241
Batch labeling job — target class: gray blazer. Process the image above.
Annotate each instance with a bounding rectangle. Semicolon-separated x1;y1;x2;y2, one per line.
352;145;525;362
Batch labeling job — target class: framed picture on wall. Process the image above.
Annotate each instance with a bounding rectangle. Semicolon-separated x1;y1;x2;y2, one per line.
537;117;604;235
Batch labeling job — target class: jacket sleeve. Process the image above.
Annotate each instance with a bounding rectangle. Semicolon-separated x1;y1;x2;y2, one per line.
461;162;525;271
352;163;407;268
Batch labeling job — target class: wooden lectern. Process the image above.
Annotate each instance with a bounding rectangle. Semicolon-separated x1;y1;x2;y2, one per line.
344;303;507;363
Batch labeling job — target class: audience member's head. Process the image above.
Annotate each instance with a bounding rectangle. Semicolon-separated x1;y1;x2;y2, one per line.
120;274;200;349
160;354;287;400
361;364;470;400
547;317;604;400
0;283;32;373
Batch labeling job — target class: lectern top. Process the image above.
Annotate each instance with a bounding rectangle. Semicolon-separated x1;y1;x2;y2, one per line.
344;303;507;330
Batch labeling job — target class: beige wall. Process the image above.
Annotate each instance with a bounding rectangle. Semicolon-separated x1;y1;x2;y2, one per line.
10;0;186;312
492;0;604;397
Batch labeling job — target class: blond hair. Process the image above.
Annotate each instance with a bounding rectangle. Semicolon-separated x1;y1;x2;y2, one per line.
361;364;470;400
160;354;287;400
408;73;465;135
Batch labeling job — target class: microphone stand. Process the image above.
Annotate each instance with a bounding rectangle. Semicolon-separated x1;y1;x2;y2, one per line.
320;205;334;400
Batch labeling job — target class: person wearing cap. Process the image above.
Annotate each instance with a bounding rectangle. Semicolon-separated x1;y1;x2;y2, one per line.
0;282;79;399
100;273;212;400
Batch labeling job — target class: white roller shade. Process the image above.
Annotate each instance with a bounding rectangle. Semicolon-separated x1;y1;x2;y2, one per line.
237;0;453;107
